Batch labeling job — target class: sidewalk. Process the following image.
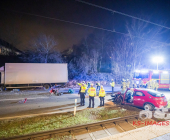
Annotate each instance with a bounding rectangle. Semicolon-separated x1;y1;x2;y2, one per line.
99;122;170;140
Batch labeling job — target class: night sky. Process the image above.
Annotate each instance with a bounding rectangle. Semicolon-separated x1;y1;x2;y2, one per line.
0;0;170;52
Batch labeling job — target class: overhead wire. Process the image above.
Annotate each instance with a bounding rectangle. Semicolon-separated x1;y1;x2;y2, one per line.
1;8;169;45
76;0;170;30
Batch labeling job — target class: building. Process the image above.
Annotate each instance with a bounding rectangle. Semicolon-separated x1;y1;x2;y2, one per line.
0;39;22;55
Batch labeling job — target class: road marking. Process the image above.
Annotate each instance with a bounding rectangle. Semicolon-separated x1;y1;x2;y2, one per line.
0;97;49;101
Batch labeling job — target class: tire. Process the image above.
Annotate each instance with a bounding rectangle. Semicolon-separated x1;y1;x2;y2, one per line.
44;84;50;90
144;103;155;111
115;96;123;105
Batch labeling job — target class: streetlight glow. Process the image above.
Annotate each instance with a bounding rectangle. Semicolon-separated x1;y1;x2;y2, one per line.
152;56;163;70
152;57;163;63
135;70;140;73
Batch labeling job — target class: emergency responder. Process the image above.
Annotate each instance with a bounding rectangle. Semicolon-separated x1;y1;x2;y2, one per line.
96;82;100;91
99;85;106;107
110;79;115;95
155;80;159;91
151;80;155;89
146;80;151;89
141;80;144;88
134;78;137;88
131;79;134;88
87;82;91;89
77;82;87;106
122;79;126;91
87;83;96;108
126;79;130;88
139;78;142;88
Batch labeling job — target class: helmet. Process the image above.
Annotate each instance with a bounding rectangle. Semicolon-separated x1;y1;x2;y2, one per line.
91;83;94;86
101;85;103;88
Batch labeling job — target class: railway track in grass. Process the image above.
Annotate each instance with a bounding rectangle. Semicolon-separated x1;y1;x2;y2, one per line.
1;114;155;140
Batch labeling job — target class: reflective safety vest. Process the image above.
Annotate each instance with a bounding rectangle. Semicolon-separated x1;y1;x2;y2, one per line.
77;83;87;93
99;88;105;97
88;87;96;97
110;82;115;87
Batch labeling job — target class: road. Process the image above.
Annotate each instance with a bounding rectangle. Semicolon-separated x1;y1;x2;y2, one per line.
0;87;169;119
0;86;120;119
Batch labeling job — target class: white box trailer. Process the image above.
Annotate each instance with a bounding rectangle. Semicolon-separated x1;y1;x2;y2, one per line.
0;63;68;90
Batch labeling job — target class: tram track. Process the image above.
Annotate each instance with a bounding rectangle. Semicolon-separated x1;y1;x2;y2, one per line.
1;114;155;140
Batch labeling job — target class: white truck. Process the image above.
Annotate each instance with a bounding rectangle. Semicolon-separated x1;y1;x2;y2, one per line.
0;63;68;91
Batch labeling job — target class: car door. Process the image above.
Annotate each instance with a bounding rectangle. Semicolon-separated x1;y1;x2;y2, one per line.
133;91;146;107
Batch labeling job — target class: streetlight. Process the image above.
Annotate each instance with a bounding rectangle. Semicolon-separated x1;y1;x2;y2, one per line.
152;57;163;70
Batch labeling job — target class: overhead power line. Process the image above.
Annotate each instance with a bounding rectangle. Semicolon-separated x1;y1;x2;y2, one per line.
76;0;170;30
1;9;169;45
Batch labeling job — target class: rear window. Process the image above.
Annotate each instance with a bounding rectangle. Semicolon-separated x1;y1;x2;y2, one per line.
148;90;164;97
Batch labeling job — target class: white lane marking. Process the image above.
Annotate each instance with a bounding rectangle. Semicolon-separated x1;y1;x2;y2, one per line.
0;97;49;101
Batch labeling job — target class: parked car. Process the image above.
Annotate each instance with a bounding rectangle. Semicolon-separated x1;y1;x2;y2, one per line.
112;88;168;110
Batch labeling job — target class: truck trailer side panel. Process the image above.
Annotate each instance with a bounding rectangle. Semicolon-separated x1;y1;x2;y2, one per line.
5;63;68;84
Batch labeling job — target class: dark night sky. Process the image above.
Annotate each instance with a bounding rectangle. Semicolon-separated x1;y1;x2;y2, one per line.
0;0;170;51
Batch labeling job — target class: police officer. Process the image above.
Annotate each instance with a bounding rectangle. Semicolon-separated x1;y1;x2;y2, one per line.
99;85;106;107
87;82;91;89
77;82;87;106
110;79;115;95
87;83;96;108
96;82;100;91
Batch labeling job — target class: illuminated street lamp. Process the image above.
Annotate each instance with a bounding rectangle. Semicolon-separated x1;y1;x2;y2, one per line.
152;57;163;70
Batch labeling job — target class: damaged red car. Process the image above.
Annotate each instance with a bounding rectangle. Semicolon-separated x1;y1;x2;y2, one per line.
112;88;168;110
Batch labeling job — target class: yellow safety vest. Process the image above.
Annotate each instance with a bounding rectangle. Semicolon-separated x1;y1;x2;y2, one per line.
88;87;96;97
99;89;105;97
77;83;87;93
110;82;115;87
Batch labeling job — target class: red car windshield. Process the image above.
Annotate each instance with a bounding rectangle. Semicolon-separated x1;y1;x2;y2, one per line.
147;90;164;97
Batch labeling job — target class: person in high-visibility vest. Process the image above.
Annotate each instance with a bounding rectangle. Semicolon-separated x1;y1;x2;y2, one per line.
77;81;87;106
121;79;126;91
87;82;91;89
126;79;130;88
87;83;96;108
154;80;159;91
96;82;100;91
99;85;106;107
110;79;115;94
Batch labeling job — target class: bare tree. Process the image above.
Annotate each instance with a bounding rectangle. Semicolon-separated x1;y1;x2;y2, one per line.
107;19;168;82
22;34;63;63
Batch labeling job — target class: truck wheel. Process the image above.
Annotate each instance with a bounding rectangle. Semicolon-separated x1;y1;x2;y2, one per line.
144;103;155;111
44;84;50;90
